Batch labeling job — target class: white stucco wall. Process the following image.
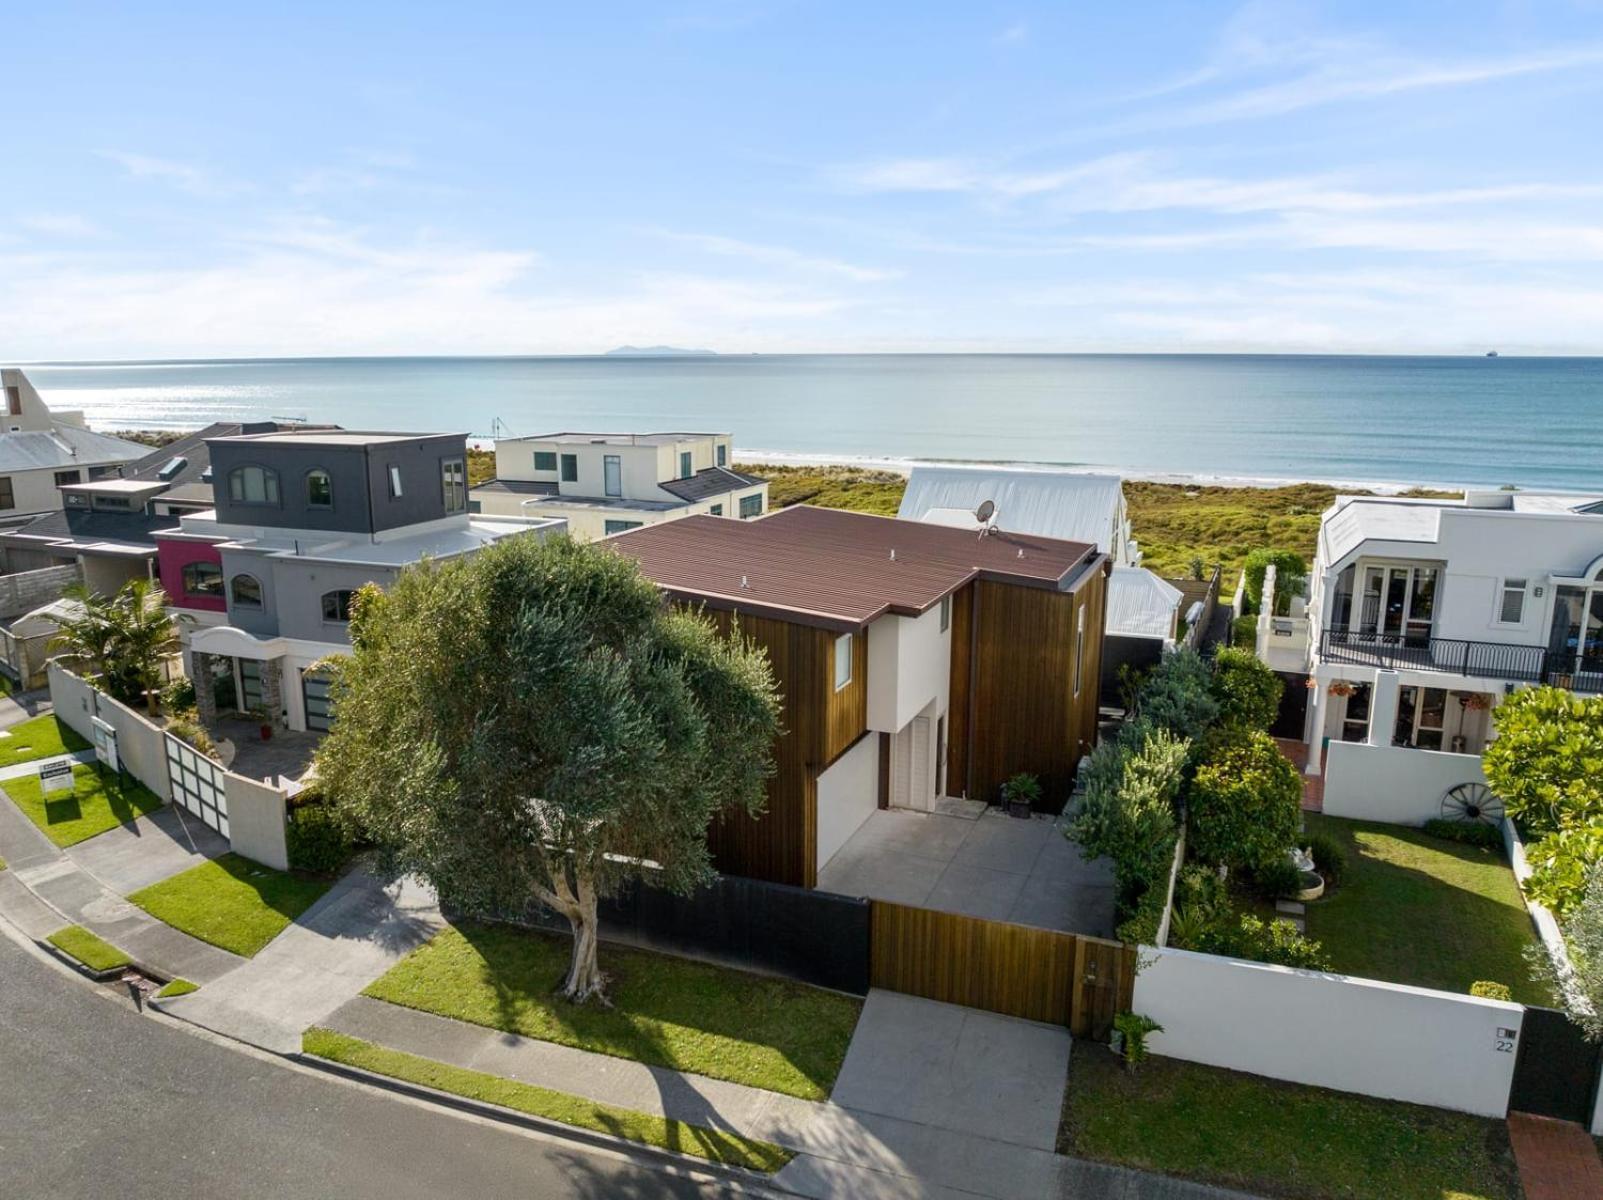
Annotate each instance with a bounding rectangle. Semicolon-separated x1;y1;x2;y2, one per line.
1133;946;1523;1118
815;732;878;871
226;773;289;871
866;605;952;735
1322;739;1488;825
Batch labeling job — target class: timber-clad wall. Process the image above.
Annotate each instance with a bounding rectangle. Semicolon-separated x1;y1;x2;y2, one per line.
870;900;1135;1035
700;608;867;888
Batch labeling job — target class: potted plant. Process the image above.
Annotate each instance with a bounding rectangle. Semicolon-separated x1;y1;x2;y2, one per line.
247;706;272;741
1327;680;1355;698
1002;772;1041;819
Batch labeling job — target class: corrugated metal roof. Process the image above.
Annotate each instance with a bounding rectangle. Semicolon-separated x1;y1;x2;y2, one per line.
660;465;765;502
898;466;1124;551
610;504;1099;631
0;425;147;473
1106;567;1183;640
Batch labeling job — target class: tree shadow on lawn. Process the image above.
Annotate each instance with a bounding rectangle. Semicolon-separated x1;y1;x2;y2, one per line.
451;920;855;1102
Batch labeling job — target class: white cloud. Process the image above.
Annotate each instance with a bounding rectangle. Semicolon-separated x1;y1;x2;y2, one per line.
652;230;899;281
994;22;1028;46
97;151;243;198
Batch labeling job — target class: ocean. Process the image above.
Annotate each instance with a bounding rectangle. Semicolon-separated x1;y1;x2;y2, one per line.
17;354;1603;492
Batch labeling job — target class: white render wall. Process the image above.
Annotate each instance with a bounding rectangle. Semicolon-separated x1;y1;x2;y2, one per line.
1133;946;1524;1118
866;605;952;735
815;732;878;871
1322;740;1488;825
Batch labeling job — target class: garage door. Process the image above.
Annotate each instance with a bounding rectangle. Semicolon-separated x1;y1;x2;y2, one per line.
302;668;335;732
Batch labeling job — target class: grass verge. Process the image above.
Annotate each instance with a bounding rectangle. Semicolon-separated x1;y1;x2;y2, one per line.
1060;1048;1519;1200
0;714;89;769
3;763;164;847
303;1027;793;1172
365;922;860;1101
156;978;199;999
128;852;331;957
47;925;131;973
1303;814;1550;1004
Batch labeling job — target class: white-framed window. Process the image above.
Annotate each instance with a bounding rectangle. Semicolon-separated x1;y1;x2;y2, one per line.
604;455;622;497
833;632;853;691
1072;612;1085;697
1497;578;1528;625
387;464;404;498
939;594;951;632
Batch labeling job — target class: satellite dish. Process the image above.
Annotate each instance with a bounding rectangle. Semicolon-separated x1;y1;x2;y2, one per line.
975;499;996;524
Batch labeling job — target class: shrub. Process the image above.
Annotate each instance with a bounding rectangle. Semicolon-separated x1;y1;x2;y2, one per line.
1231;613;1257;648
286;803;358;875
1112;1012;1163;1070
1305;832;1347;885
1483;686;1603;838
1067;726;1187;921
166;714;216;759
1470;981;1512;1001
1233;915;1331;971
1003;772;1042;810
1186;730;1302;872
161;676;196;714
1421;818;1503;849
1165;871;1331;970
1135;648;1218;743
1210;646;1283;732
1242;548;1306;616
1252;857;1304;901
1115;884;1167;946
1523;824;1603;916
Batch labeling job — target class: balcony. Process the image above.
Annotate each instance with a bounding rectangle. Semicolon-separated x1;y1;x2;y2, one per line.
1318;628;1603;694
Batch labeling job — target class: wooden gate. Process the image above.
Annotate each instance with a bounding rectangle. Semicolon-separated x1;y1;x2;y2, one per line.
869;900;1136;1037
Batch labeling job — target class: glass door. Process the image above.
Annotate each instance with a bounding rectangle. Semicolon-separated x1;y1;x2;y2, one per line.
1340;683;1372;742
1359;568;1384;634
1395;685;1447;749
1383;568;1409;637
1406;568;1437;647
238;659;264;712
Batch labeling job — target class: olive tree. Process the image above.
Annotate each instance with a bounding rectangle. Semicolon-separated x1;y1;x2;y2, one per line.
315;534;779;1004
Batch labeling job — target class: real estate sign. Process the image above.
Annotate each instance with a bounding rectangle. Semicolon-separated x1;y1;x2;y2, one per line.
38;757;74;795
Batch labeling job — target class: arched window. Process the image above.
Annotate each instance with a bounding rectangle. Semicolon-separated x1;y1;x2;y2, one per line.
306;468;333;509
182;561;223;596
228;464;280;506
230;574;263;608
321;589;356;623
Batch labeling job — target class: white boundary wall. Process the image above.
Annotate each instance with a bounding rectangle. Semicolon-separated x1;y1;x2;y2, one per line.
1322;740;1487;826
1133;945;1524;1118
816;733;879;872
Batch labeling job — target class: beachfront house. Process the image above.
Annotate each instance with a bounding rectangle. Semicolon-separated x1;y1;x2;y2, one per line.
608;504;1109;889
157;428;565;732
1292;489;1603;821
0;369;148;518
471;430;767;538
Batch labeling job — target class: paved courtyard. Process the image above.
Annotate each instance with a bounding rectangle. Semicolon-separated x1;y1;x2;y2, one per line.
817;805;1116;936
215;718;323;783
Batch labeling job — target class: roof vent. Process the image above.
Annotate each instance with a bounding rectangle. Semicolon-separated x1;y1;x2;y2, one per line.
740;575;750;590
889;548;897;561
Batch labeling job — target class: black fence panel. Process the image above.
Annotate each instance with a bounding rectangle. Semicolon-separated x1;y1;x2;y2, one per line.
1100;635;1163;703
1270;671;1310;740
1509;1006;1603;1123
525;874;871;995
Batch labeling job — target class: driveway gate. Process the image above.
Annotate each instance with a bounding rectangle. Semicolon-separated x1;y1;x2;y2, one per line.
1509;1006;1603;1123
165;733;229;838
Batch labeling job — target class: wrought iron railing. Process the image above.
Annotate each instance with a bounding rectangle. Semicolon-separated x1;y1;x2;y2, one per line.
1318;628;1602;694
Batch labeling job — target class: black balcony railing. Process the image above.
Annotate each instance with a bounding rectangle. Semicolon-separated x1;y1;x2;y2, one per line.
1318;628;1602;694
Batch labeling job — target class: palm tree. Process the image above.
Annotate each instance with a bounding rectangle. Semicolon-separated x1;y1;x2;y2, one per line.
49;579;179;714
48;584;120;680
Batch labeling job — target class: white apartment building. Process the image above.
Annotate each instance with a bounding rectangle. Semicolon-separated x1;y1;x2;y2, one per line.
471;431;768;539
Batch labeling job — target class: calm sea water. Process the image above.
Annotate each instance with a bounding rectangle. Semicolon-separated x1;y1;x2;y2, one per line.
19;354;1603;491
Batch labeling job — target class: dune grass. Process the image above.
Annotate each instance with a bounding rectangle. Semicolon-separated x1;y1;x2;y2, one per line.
47;925;131;973
129;852;331;957
3;763;163;847
365;922;860;1100
303;1028;792;1172
0;714;89;769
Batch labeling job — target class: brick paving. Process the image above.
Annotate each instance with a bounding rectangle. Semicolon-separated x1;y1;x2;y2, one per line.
1273;737;1324;811
1508;1113;1603;1200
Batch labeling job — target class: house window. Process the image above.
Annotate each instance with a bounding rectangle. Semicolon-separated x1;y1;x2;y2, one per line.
560;453;578;482
1498;578;1527;624
604;519;643;535
604;455;622;498
709;504;723;517
54;469;82;487
1340;683;1372;742
1073;612;1085;697
939;594;951;632
441;458;467;513
5;385;20;416
679;451;692;479
833;632;853;691
717;443;727;467
739;494;763;519
533;450;557;472
0;477;12;510
321;589;356;622
230;574;263;608
93;495;132;511
182;561;224;597
387;464;404;498
306;469;333;509
228;465;280;506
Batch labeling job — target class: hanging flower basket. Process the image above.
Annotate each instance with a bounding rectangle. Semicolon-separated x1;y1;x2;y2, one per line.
1304;676;1318;690
1462;693;1493;712
1327;680;1355;698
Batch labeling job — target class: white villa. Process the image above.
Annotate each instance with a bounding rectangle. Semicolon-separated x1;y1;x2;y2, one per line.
0;368;148;518
471;431;768;539
1290;489;1603;822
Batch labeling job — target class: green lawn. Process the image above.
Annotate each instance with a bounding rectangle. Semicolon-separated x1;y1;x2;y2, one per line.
303;1028;793;1172
1061;1049;1519;1200
128;852;332;957
365;923;861;1101
3;763;164;847
155;978;199;999
1303;814;1550;1004
47;925;132;974
0;713;89;769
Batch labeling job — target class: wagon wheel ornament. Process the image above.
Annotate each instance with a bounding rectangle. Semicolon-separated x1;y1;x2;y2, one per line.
1440;782;1504;825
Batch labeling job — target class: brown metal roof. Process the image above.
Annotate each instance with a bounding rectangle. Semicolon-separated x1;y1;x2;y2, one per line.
609;505;1100;631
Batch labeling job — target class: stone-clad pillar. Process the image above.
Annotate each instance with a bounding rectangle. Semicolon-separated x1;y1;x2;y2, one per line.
193;652;218;726
261;659;283;723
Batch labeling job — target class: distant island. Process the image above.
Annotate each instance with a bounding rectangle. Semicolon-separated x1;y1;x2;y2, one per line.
603;345;717;357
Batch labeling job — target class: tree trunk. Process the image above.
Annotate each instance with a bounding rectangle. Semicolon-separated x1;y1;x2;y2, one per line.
545;871;609;1006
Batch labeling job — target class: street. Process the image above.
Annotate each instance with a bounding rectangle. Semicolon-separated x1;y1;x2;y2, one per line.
0;932;757;1199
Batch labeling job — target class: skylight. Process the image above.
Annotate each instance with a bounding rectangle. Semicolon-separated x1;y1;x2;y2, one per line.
157;456;187;481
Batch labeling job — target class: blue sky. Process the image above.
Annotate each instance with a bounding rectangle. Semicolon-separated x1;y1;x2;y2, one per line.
4;1;1602;357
